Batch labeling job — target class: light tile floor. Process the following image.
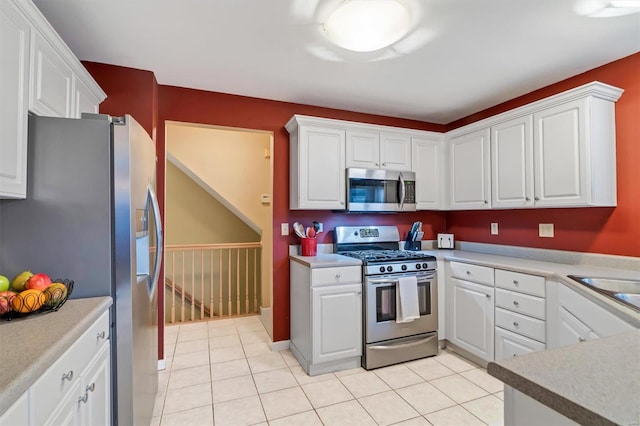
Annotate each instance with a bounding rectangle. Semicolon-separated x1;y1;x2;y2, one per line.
152;317;504;426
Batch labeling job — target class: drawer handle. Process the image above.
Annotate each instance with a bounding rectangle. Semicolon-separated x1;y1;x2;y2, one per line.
485;294;491;299
86;383;96;393
78;393;89;404
335;274;341;280
513;321;519;327
512;354;517;357
97;331;106;340
62;370;74;382
466;270;471;275
513;280;519;285
513;301;519;306
578;337;586;342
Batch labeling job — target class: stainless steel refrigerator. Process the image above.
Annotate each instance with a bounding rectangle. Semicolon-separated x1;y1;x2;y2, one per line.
0;113;162;426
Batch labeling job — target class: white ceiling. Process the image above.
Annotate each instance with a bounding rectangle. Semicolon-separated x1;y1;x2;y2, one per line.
33;0;640;124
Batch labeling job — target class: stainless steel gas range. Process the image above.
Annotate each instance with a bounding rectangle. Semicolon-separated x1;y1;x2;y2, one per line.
335;226;439;369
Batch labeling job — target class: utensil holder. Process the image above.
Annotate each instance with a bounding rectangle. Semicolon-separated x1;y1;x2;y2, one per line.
301;238;317;256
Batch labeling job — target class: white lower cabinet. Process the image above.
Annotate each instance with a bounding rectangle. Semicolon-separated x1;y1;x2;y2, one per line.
0;310;111;426
548;282;636;349
449;277;494;361
290;260;362;375
312;284;363;364
495;327;545;360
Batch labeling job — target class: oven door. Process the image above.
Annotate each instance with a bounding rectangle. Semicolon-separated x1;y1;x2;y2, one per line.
365;271;438;343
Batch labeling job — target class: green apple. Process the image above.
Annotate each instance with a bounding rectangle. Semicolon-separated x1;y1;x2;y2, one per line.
0;275;9;292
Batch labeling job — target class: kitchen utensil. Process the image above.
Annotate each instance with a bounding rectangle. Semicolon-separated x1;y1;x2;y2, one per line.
313;221;320;233
293;222;306;239
307;227;316;238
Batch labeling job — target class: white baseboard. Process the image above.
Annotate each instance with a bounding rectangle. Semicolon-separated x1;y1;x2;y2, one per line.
158;359;166;371
270;339;290;352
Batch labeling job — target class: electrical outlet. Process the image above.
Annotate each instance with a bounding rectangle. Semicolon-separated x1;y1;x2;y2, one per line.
539;223;554;238
281;223;289;236
491;223;499;235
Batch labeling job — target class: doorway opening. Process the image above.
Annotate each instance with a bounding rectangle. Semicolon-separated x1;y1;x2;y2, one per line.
163;121;274;338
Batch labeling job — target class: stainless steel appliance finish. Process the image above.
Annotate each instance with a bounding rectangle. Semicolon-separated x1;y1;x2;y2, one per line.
335;226;438;369
346;168;416;212
0;113;162;426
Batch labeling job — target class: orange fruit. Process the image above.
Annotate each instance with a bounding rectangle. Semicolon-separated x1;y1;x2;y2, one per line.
11;289;45;313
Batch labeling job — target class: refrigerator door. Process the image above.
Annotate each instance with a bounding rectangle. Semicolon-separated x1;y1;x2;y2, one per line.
113;115;158;426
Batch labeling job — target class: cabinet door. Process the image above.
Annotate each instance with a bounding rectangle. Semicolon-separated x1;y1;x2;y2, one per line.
0;0;30;199
297;125;345;209
73;75;100;118
80;343;111;426
380;133;412;171
491;116;534;208
312;283;362;364
30;31;73;117
43;379;82;426
450;278;494;361
0;391;29;426
556;307;596;347
346;129;380;169
533;99;588;206
412;137;444;210
449;128;491;209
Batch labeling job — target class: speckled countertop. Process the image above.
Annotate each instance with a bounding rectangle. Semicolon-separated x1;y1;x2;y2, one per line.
290;253;363;268
488;330;640;425
0;296;112;414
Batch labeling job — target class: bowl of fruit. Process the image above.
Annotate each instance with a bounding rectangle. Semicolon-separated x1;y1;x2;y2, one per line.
0;271;74;320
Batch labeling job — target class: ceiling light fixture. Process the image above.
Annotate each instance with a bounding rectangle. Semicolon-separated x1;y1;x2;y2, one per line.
575;0;640;17
323;0;411;52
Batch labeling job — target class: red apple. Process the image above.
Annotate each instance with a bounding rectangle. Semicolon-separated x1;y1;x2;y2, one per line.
25;273;52;291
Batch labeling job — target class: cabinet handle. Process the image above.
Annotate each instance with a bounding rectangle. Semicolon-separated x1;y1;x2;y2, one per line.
513;280;519;285
483;200;488;204
485;294;491;299
513;321;519;327
512;354;517;357
513;301;519;306
62;370;74;382
375;162;379;166
357;291;362;295
525;197;531;202
534;197;540;201
382;162;386;166
466;270;471;275
97;331;106;340
578;337;586;342
86;383;96;393
78;393;89;404
335;274;341;280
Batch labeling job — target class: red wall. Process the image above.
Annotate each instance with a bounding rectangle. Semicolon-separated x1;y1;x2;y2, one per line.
85;52;640;346
446;53;640;257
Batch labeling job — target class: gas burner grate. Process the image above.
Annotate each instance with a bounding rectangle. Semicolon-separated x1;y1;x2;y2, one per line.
338;249;433;264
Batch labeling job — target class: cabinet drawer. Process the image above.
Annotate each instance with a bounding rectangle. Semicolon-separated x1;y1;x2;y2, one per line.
449;261;494;286
32;310;110;424
495;288;546;320
311;266;361;286
495;327;545;360
495;307;545;343
495;269;545;297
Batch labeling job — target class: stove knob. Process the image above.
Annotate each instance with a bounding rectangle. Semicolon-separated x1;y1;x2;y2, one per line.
379;266;385;273
386;266;393;272
401;265;407;271
416;263;421;269
422;263;428;269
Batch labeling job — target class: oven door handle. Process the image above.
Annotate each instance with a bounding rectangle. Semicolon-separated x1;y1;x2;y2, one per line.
368;274;436;285
369;334;437;351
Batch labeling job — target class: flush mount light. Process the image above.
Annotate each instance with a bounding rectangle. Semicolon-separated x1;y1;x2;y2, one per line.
575;0;640;17
323;0;411;52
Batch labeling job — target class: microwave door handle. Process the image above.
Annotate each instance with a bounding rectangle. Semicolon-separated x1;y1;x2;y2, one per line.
399;173;406;210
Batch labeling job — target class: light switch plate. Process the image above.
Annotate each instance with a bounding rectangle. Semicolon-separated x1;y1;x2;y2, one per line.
539;223;554;238
491;223;499;235
281;223;289;236
437;233;455;249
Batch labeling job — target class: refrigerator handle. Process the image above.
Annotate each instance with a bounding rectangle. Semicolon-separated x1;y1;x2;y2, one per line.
148;185;163;296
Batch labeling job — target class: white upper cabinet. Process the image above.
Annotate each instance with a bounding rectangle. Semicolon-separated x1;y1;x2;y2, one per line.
346;129;411;171
30;30;73;117
0;0;106;199
449;128;491;210
379;132;411;171
412;136;447;210
0;0;31;199
287;117;346;210
491;116;534;208
346;129;380;169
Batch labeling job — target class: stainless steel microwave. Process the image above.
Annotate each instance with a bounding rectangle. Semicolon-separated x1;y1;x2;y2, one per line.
346;168;416;212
